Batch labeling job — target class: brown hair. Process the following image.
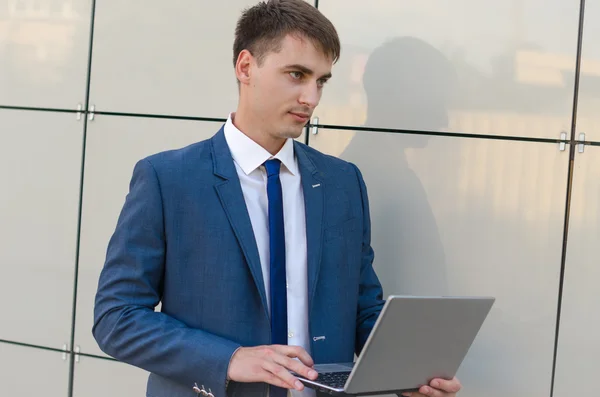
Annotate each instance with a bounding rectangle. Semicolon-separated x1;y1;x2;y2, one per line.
233;0;341;67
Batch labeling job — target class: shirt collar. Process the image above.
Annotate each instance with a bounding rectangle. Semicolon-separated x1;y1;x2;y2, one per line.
223;112;298;176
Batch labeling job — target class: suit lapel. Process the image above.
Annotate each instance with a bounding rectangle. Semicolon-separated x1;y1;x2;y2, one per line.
211;128;269;320
295;142;324;313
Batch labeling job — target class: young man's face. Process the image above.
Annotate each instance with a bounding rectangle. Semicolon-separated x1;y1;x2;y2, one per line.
241;34;333;140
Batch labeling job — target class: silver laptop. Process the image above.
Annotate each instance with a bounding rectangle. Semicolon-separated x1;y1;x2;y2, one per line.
295;295;495;395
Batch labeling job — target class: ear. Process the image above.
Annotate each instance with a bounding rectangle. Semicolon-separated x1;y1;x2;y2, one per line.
235;49;253;86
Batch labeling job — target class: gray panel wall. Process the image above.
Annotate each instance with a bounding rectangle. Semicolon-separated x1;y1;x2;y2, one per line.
0;1;598;396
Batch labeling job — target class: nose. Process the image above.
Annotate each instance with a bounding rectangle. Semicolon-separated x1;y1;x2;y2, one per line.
298;82;321;109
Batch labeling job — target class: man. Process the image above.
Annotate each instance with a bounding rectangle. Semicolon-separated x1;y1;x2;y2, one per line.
92;1;462;397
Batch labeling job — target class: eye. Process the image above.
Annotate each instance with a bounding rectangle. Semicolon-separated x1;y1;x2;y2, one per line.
317;79;329;88
289;71;303;80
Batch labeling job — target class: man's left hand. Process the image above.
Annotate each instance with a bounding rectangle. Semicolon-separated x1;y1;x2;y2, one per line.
400;376;462;397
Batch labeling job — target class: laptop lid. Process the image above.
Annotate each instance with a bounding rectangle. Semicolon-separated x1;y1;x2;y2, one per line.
344;295;495;395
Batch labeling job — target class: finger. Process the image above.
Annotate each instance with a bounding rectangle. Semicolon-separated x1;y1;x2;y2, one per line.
273;353;318;380
274;345;315;367
262;360;305;391
401;389;430;397
430;377;462;393
263;371;296;390
419;385;448;397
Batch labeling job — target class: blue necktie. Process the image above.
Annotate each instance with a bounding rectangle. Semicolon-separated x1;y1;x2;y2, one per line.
264;159;288;397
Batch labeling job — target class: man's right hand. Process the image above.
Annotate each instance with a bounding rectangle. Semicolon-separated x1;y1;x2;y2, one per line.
227;345;319;391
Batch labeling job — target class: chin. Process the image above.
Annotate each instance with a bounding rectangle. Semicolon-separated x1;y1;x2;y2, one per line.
282;131;304;140
279;127;305;140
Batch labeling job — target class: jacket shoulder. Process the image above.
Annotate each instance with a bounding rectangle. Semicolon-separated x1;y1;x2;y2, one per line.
295;141;360;179
143;136;213;169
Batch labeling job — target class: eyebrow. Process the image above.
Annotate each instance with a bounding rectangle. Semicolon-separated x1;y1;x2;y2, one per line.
284;64;332;80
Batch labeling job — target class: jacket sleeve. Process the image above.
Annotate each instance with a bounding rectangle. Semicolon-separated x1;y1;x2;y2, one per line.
92;158;240;396
350;163;386;355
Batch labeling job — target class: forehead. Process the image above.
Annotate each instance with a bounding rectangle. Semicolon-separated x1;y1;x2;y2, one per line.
263;34;333;71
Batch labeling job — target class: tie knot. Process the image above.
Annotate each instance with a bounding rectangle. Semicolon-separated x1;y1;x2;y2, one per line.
264;159;282;177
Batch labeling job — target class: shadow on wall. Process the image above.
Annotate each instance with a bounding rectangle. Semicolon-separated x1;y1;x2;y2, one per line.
340;37;458;297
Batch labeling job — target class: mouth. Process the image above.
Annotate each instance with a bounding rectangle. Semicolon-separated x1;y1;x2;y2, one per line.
288;112;310;123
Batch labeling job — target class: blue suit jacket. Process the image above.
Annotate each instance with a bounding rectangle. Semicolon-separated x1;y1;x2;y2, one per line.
93;127;385;397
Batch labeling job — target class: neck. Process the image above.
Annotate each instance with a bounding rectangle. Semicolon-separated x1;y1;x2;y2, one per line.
233;103;286;156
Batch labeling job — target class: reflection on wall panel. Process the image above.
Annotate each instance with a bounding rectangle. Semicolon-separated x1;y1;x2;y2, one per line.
553;146;600;397
316;0;582;139
310;128;568;397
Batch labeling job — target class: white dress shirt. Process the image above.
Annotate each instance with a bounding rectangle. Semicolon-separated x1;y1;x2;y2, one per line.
224;113;315;397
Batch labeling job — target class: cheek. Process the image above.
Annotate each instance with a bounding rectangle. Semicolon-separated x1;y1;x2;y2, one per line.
317;89;324;103
252;75;303;113
268;80;300;108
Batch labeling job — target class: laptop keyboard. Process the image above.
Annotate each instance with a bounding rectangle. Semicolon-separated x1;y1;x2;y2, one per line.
316;372;351;389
